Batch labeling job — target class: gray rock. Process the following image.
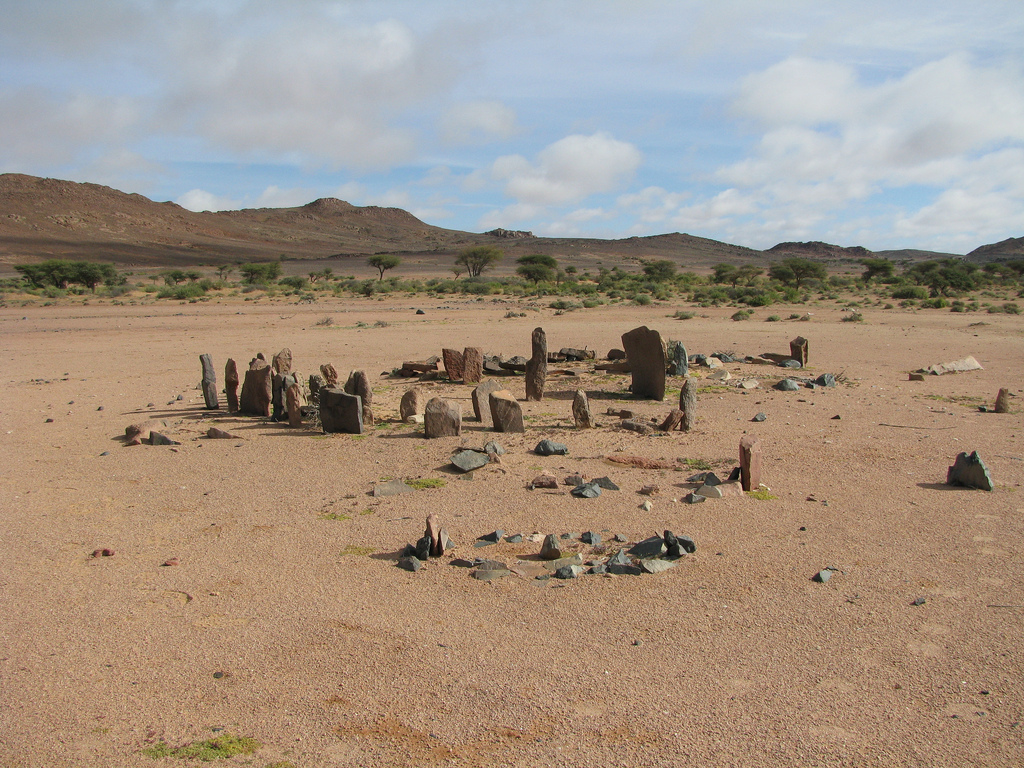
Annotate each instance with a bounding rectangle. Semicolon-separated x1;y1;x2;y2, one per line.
554;565;583;579
415;535;432;561
607;549;631;566
775;378;801;391
424;397;462;438
540;534;562;560
629;536;665;559
535;439;569;456
589;563;608;575
525;327;548;401
483;441;506;455
320;388;363;434
779;358;802;369
563;473;586;486
621;325;667;400
752;412;767;422
372;479;416;497
593;476;619;490
607;563;643;576
683;492;706;504
946;450;994;491
200;353;219;409
147;432;179;446
702;472;722;486
580;531;601;546
815;373;836;387
398;556;423;572
812;569;832;583
489;390;525;433
451;449;490;473
472;380;502;424
668;340;689;376
640;558;676;574
505;533;524;544
695;484;723;499
571;482;602;499
473;563;511;580
479;530;505;543
572;389;595;429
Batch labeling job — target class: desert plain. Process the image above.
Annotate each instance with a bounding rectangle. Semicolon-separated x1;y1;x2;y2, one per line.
1;295;1022;767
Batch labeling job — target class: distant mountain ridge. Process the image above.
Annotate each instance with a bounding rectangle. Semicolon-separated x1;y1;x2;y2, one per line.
1;173;1012;273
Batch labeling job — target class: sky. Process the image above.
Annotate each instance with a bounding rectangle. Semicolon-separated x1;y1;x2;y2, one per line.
1;1;1023;254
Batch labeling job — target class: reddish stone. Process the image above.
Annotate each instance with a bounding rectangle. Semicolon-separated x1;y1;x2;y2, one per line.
740;434;762;491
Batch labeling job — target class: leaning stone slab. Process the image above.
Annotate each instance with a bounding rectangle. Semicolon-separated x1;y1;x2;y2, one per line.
946;450;994;491
921;356;984;376
424;397;462;438
621;325;667;400
319;388;363;434
489;390;525;433
472;380;502;424
442;348;465;381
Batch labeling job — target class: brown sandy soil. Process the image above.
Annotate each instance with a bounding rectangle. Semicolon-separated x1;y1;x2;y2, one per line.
1;296;1022;767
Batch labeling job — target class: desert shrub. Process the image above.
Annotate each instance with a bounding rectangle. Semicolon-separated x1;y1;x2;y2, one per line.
633;294;653;306
766;314;781;322
158;284;207;300
279;276;309;291
841;311;864;322
991;302;1022;314
921;297;949;309
581;298;604;308
731;309;753;321
673;310;695;320
549;299;580;310
891;285;929;300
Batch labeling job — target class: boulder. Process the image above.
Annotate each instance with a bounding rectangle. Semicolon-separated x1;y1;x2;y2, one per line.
272;348;292;375
621;326;667;400
946;450;994;491
424;397;462;438
319;388;363;434
489;390;525;433
534;439;568;456
400;387;425;422
451;449;490;473
472;380;502;424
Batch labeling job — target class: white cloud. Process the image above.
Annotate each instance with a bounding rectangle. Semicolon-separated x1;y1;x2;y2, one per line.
439;100;520;144
176;189;241;212
491;132;642;205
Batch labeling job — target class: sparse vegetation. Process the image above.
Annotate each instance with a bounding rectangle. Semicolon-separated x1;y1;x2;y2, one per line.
142;733;261;761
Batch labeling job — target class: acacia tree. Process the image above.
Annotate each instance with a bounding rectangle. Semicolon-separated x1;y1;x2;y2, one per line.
642;260;677;281
516;254;558;284
768;257;828;288
455;245;503;278
860;258;894;283
367;254;401;281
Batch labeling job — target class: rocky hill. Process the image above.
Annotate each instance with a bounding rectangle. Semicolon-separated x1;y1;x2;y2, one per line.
965;237;1024;263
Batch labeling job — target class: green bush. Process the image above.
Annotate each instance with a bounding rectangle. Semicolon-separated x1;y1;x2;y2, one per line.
921;297;949;309
891;285;929;300
766;314;781;322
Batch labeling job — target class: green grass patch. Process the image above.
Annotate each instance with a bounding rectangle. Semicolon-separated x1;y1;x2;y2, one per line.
405;478;447;490
142;733;261;761
339;544;375;557
319;512;352;521
680;458;713;471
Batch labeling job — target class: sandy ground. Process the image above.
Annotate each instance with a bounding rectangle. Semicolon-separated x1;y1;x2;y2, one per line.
0;294;1022;768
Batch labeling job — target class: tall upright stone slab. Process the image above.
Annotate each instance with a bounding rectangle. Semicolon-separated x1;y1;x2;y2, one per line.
489;390;525;433
272;372;298;421
424;397;462;438
472;379;502;425
994;388;1011;414
572;389;594;429
463;347;484;384
319;388;363;434
789;337;809;366
286;383;304;427
739;434;761;491
225;359;240;412
680;377;697;431
442;348;465;381
272;348;293;375
239;359;273;417
200;353;218;410
621;326;667;400
344;370;374;426
668;340;688;377
525;327;547;401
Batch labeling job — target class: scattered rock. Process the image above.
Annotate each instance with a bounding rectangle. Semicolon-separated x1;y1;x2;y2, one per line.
629;536;665;559
571;482;602;498
639;484;659;495
489;390;525;433
398;556;423;572
161;557;179;567
563;473;586;486
640;558;676;574
148;432;180;446
207;427;241;439
529;474;559;489
534;439;569;456
640;500;653;512
812;569;832;583
814;373;836;388
581;531;601;545
554;565;584;579
920;356;983;376
752;412;767;422
620;419;655;435
683;492;705;504
451;449;490;473
593;476;619;490
775;378;801;391
911;597;927;607
91;548;115;558
539;534;562;560
505;533;524;544
946;450;994;491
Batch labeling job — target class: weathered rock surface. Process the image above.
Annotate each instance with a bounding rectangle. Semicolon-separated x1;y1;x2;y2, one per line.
525;327;547;401
344;369;374;426
272;348;292;375
200;353;218;409
946;450;994;491
451;449;490;473
472;380;502;425
239;360;273;417
463;347;484;384
534;439;568;456
225;359;240;412
286;383;304;427
739;434;762;491
572;389;594;429
668;340;688;376
400;387;425;422
442;348;465;381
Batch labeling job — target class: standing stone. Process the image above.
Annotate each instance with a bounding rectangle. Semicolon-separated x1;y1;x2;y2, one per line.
442;349;465;381
994;388;1012;414
739;434;762;491
463;347;484;384
572;389;594;429
472;379;502;425
489;390;525;433
319;388;363;434
660;409;683;431
200;354;218;409
320;363;339;388
239;359;273;417
946;451;994;491
225;359;239;412
272;373;296;422
668;340;689;376
426;513;443;557
286;383;303;427
400;387;425;422
424;397;462;438
344;370;374;426
680;377;697;431
790;336;809;366
525;327;548;401
621;326;667;400
272;348;293;375
308;374;325;401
